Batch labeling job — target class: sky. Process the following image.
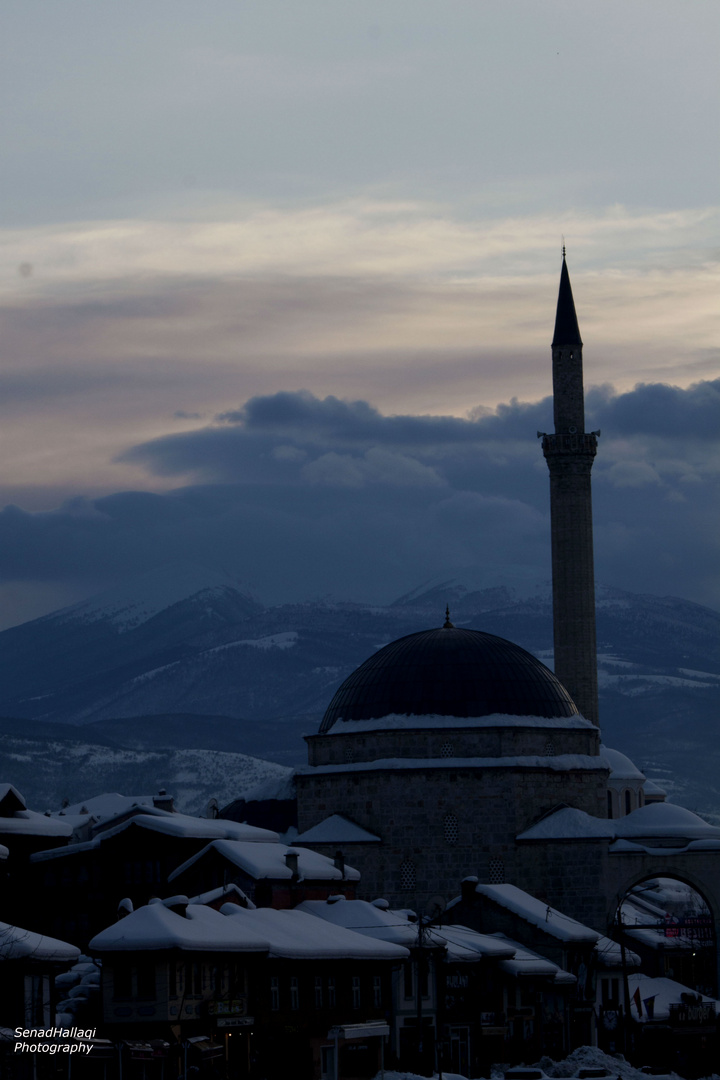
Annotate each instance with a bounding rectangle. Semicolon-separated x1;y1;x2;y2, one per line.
0;0;718;628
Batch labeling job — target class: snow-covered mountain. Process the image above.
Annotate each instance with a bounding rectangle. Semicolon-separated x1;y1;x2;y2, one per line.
0;569;717;819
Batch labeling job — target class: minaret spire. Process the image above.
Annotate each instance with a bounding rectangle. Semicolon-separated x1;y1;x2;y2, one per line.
542;254;600;726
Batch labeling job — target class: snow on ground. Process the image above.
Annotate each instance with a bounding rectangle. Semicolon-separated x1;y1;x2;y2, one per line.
369;1045;720;1080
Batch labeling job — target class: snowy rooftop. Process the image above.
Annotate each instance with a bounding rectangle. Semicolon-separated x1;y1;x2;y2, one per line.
169;839;360;883
600;745;645;781
298;754;608;777
297;898;518;961
52;792;156;821
627;974;719;1022
322;713;596;735
493;934;577;983
517;807;616;841
0;807;73;838
0;920;80;962
30;811;279;862
90;900;270;953
471;884;600;944
614;802;720;841
219;905;409;961
517;802;720;847
594;934;641;969
295;814;381;845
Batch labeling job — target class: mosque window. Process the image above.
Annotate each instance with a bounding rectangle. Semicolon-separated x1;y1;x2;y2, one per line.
544;740;555;756
444;813;459;846
639;789;645;807
400;859;417;891
607;790;614;819
489;857;505;884
624;790;632;816
440;740;455;758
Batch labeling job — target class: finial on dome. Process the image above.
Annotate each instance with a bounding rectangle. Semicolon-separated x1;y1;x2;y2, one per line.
443;605;454;629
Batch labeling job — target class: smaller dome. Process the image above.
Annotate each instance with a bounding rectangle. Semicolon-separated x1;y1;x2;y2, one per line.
320;625;578;733
600;746;645;781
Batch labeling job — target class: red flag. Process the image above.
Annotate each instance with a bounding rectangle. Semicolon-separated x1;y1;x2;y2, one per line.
633;987;643;1018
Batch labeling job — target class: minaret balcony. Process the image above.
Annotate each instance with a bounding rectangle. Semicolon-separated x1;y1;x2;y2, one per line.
542;432;598;457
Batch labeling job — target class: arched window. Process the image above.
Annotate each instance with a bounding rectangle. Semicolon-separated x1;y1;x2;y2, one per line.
444;813;459;846
607;790;614;819
489;857;505;884
400;860;416;891
624;789;632;815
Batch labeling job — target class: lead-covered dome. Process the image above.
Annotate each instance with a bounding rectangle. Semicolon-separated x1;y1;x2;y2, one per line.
319;625;578;733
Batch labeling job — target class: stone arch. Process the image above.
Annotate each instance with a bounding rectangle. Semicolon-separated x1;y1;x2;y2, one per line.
606;862;720;995
607;863;720;929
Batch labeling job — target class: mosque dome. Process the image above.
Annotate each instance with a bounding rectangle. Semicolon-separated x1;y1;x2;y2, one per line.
319;623;578;734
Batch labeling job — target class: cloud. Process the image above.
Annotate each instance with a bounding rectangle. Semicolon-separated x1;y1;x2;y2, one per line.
1;379;717;628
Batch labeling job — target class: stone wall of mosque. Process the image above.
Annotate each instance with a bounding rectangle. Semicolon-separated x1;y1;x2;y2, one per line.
305;722;600;767
295;761;609;911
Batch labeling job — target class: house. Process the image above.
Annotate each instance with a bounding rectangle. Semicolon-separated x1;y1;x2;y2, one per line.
167;838;360;908
89;895;408;1079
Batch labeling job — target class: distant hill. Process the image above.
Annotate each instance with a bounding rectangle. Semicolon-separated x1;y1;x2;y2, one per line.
0;567;717;819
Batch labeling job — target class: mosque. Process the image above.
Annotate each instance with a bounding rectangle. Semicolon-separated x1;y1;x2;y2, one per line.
247;256;720;988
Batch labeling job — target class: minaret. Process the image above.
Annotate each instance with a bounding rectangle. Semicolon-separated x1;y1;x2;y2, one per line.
541;251;599;725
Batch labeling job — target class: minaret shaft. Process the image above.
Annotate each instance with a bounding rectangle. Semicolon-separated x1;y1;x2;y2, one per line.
542;256;599;726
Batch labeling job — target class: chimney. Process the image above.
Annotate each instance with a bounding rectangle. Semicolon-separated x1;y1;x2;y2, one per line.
284;850;299;877
163;894;189;917
153;789;175;812
333;849;345;876
461;876;479;904
117;898;134;920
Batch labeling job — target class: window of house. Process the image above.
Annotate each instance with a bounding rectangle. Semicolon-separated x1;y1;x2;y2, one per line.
315;976;323;1008
168;962;178;999
113;966;132;1000
403;962;414;999
187;962;202;997
373;975;382;1008
290;976;299;1010
136;965;156;1001
444;812;459;846
352;975;361;1009
601;977;619;1007
327;976;336;1008
270;976;280;1011
400;859;416;891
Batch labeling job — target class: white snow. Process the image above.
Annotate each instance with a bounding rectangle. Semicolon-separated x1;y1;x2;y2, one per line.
472;884;600;944
206;631;298;654
326;713;595;734
615;803;720;840
0;921;80;962
517;808;617;841
219;905;409;960
168;838;360;883
600;746;646;781
627;974;719;1022
494;934;577;982
89;900;271;953
295;814;382;844
0;807;73;837
57;562;247;633
299;755;609;776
